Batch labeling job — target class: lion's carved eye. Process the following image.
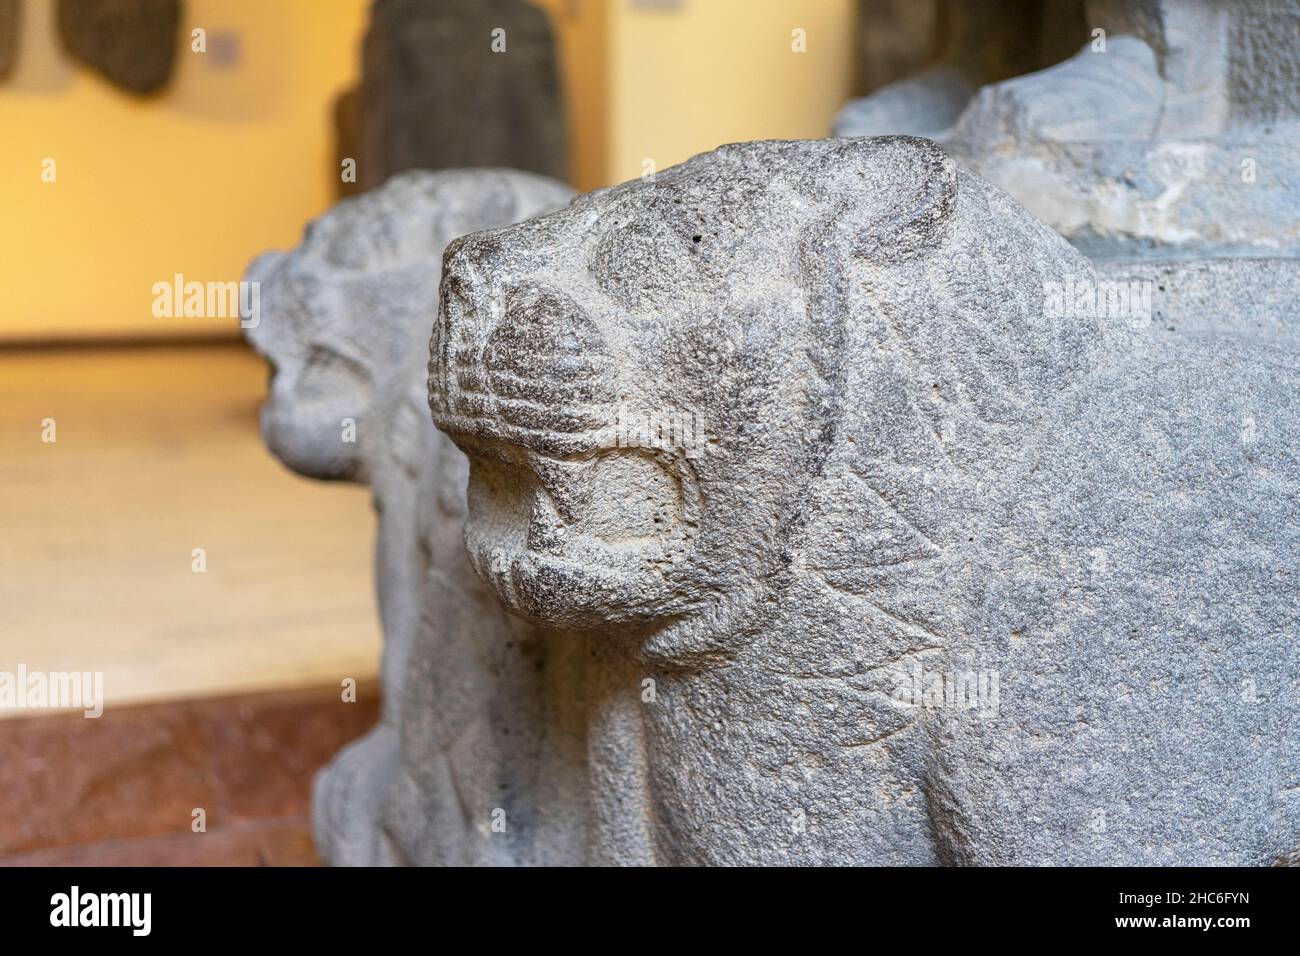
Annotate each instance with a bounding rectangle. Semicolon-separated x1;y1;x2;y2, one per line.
298;343;371;402
590;218;697;312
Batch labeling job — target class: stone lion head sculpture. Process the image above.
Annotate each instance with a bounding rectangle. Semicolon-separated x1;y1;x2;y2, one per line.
429;137;1119;659
427;137;1300;865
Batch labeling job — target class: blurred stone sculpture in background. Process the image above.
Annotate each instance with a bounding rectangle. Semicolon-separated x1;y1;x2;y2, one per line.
57;0;181;95
429;136;1300;864
335;0;567;197
836;0;1086;139
945;0;1300;258
245;168;575;865
841;0;1300;260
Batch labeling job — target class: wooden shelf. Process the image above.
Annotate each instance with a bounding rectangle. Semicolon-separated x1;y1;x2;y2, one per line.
0;343;381;713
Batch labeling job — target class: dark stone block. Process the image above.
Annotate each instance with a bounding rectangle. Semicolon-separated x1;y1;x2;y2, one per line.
57;0;181;95
358;0;566;189
0;0;18;80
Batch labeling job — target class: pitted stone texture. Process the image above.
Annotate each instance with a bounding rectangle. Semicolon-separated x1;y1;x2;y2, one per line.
835;0;1086;139
1097;257;1300;347
244;168;574;866
941;0;1300;258
0;0;19;80
430;136;1300;865
57;0;180;95
358;0;566;190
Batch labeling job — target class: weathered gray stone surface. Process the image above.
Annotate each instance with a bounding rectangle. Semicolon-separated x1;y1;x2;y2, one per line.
244;168;573;866
57;0;180;95
1098;257;1300;347
429;137;1300;864
836;0;1085;139
0;0;19;80
942;0;1300;258
357;0;566;191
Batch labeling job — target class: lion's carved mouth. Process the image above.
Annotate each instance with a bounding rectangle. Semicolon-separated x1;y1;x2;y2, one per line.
430;266;707;627
452;438;700;628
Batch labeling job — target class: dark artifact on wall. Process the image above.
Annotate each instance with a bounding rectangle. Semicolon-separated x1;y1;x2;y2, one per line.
357;0;567;190
0;0;19;80
58;0;182;95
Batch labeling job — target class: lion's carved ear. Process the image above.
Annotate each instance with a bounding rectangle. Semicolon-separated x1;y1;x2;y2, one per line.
809;136;959;264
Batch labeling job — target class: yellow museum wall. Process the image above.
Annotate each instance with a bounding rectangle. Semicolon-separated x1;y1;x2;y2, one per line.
606;0;854;184
0;0;369;341
536;0;610;193
0;0;854;342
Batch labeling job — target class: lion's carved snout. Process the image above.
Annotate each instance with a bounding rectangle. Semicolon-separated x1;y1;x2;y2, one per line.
433;248;621;457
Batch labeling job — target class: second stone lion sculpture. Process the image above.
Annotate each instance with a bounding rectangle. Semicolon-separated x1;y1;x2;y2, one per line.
429;136;1300;864
246;168;576;865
